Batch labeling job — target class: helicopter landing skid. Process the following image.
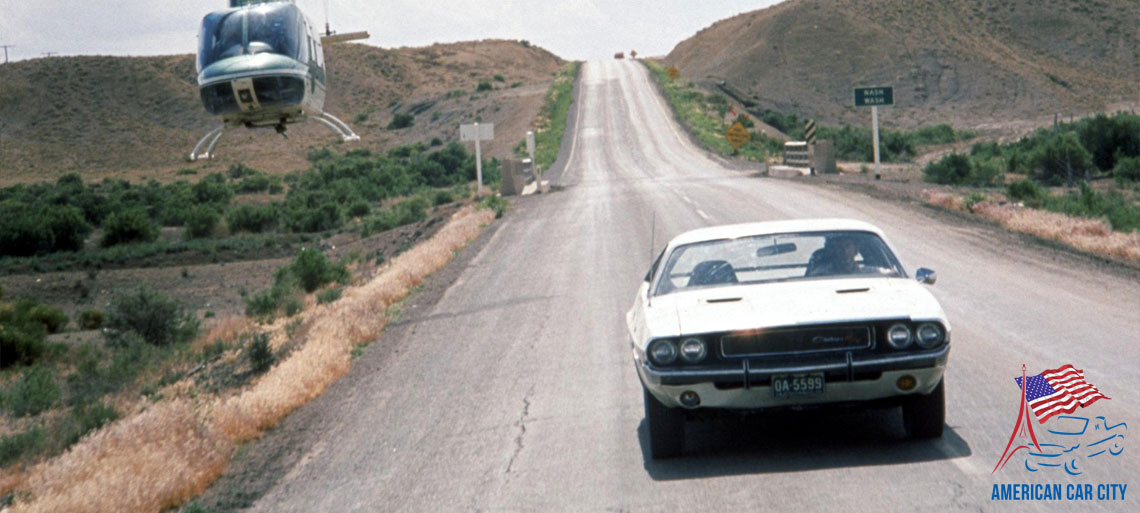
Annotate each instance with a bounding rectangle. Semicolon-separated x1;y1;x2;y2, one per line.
313;112;361;142
188;125;226;161
188;113;359;161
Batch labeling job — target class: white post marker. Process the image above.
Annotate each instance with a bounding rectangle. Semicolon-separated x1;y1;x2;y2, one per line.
872;105;881;174
526;130;537;178
460;122;495;198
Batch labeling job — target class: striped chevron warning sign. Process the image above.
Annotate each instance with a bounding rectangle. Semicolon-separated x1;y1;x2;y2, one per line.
804;119;816;145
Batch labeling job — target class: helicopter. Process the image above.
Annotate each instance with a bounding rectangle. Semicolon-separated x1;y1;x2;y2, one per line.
190;0;368;161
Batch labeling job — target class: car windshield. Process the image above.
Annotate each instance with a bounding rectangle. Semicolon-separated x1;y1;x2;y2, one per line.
198;3;305;71
653;230;905;296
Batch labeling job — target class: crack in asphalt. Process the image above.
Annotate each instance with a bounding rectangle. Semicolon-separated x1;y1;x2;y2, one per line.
505;384;536;475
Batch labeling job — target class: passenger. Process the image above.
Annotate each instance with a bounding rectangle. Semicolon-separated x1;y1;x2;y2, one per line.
806;236;859;276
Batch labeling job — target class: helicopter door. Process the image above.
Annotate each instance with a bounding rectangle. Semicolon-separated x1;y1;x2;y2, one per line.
231;78;261;112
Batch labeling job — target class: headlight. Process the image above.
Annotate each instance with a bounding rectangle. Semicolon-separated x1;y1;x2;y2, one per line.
915;323;944;348
648;339;678;365
679;337;707;363
887;324;912;349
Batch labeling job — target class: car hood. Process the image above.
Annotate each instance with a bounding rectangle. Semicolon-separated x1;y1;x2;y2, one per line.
651;277;947;337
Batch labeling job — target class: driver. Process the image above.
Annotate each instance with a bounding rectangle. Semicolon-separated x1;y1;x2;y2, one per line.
806;236;859;276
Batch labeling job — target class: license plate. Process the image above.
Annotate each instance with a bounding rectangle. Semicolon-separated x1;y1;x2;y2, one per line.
772;373;825;397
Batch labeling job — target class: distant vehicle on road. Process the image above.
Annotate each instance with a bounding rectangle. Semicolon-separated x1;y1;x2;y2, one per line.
614;52;625;59
627;219;950;458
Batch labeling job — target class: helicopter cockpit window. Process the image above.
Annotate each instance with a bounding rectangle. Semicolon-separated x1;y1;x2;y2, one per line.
198;4;305;71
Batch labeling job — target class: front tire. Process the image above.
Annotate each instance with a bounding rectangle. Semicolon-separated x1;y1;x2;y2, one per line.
644;388;684;459
902;378;945;439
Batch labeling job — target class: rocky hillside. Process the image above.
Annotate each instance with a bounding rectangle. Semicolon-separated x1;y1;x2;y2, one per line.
666;0;1138;130
0;40;563;184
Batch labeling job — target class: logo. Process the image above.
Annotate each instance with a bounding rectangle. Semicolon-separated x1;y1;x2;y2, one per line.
991;364;1127;502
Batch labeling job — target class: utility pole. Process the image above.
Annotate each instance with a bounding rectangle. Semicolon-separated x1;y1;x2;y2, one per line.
0;45;13;64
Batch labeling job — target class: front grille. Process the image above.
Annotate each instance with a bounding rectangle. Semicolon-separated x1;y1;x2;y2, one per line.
720;326;872;357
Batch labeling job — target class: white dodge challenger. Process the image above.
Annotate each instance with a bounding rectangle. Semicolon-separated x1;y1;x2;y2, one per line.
627;219;950;458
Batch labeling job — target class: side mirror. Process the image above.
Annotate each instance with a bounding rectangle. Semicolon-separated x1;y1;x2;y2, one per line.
916;268;937;285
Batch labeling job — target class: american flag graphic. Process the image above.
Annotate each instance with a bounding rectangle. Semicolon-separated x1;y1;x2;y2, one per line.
1015;365;1109;424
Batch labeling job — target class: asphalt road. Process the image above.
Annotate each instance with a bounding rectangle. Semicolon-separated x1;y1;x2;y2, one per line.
248;60;1139;512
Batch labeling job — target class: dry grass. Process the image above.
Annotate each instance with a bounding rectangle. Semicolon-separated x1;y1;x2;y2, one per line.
970;202;1140;260
921;190;965;211
922;190;1140;261
2;206;495;513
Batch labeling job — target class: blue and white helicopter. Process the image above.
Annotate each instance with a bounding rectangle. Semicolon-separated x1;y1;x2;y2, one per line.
190;0;368;160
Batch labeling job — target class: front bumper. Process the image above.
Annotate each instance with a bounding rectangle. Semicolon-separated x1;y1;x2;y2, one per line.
637;346;949;409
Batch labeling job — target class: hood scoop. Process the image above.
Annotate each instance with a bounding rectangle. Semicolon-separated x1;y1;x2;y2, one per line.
705;296;743;304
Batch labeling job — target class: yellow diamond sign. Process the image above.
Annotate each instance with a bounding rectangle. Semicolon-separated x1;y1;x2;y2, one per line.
724;121;750;150
666;65;680;81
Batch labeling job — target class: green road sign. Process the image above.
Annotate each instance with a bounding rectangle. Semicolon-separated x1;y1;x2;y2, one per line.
854;87;893;107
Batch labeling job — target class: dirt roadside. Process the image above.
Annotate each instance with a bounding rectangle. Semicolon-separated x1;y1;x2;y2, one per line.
186;198;509;512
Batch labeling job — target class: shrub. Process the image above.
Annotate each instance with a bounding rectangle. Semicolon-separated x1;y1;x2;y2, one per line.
347;200;371;218
361;196;431;236
289;248;348;293
192;174;235;206
493;74;505;82
1030;132;1094;185
479;194;509;219
1;299;69;368
0;322;47;369
0;427;45;466
247;332;274;373
235;173;272;194
66;342;157;406
79;310;104;330
104;288;199;347
4;365;61;417
969;159;1005;187
285;201;343;233
282;295;304;317
1077;113;1140;172
317;288;342;305
432;189;455;206
0;202;51;256
62;401;118;446
245;290;280;318
227;163;258;179
307;147;335;163
2;299;69;334
184;205;220;239
476;81;493;92
1006;179;1047;205
923;153;972;185
1113;156;1140;183
227;204;278;234
101;208;158;247
45;205;93;252
388;113;415;130
0;203;91;256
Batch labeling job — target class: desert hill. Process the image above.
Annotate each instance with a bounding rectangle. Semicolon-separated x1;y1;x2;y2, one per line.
666;0;1138;130
0;40;563;184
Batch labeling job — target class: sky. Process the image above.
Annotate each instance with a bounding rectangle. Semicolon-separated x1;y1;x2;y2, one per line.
0;1;782;63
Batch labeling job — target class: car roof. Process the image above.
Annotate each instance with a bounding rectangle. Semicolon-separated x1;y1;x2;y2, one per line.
666;218;887;247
